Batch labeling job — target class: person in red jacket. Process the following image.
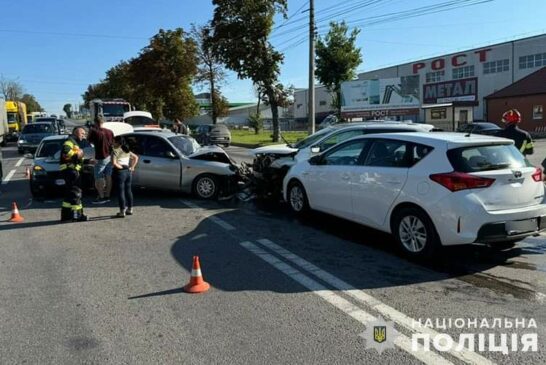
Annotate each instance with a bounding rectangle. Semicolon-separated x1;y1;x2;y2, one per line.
88;116;114;203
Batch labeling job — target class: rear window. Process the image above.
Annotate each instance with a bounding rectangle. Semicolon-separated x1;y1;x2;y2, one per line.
212;124;229;132
447;144;532;172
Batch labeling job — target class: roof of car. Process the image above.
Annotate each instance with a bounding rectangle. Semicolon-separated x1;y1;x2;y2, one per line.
124;129;178;138
328;121;433;131
352;131;513;147
41;135;69;142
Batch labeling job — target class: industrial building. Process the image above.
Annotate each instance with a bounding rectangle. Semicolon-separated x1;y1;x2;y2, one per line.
294;33;546;131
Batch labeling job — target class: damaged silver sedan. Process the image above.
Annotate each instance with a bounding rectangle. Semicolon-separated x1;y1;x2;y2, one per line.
122;130;241;199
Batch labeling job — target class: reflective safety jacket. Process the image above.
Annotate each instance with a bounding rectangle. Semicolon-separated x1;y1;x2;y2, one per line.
497;124;534;155
60;136;84;171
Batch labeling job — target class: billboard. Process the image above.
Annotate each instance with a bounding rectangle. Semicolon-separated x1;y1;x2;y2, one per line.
341;76;420;115
423;77;478;104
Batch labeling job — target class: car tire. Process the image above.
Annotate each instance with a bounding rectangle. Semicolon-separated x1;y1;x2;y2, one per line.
287;180;309;214
18;149;24;154
392;206;439;259
193;174;219;200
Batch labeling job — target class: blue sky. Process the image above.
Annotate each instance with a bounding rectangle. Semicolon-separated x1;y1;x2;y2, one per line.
0;0;545;115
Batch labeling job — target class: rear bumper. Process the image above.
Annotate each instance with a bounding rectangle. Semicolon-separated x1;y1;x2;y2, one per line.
475;215;546;243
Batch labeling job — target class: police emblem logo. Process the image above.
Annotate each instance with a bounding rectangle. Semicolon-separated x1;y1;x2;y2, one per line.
360;317;399;354
374;326;386;343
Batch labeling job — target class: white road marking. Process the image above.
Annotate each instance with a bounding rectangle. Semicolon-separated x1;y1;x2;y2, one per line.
1;170;16;185
240;241;453;365
256;239;494;365
15;158;25;167
180;200;235;231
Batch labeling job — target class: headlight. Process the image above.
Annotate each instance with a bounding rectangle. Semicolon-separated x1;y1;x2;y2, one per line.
33;165;47;176
17;139;25;144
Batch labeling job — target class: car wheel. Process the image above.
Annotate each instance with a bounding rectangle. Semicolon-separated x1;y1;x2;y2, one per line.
193;174;219;200
392;207;439;259
18;149;24;154
287;180;309;214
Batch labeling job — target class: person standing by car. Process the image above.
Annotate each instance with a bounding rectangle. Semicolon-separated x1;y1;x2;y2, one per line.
60;127;88;222
497;109;534;155
111;136;139;217
88;116;114;203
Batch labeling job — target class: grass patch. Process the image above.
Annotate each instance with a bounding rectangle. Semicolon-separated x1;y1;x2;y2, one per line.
230;130;308;147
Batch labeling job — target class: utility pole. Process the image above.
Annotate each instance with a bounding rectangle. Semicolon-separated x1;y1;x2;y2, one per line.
308;0;315;134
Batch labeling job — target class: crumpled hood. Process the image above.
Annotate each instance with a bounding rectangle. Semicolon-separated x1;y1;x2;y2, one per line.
249;144;298;156
189;145;229;158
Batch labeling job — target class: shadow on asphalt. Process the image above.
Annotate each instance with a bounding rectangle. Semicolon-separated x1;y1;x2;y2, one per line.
130;197;544;301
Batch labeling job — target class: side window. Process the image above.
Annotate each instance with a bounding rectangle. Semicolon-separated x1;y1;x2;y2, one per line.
323;141;367;166
364;140;410;168
124;135;145;155
410;143;433;165
319;130;363;151
143;136;174;158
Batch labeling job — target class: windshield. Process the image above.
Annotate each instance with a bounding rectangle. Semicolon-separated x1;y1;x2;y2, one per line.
293;127;333;149
125;116;156;126
23;124;53;134
168;135;200;156
7;112;17;123
36;140;62;158
103;104;130;117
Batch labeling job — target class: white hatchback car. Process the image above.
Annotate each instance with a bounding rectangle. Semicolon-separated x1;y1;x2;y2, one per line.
283;132;546;258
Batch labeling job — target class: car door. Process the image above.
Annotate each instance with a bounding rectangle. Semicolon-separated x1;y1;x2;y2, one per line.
303;140;368;220
351;138;410;228
138;135;182;190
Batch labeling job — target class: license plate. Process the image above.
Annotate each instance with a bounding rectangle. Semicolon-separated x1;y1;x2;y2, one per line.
506;218;537;235
55;179;66;186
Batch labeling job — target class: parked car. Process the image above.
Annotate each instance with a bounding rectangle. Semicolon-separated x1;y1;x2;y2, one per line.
283;132;546;258
17;122;60;154
456;122;502;136
250;121;435;199
194;124;231;147
30;135;95;197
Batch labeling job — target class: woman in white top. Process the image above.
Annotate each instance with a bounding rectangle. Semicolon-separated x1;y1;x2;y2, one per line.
111;136;139;217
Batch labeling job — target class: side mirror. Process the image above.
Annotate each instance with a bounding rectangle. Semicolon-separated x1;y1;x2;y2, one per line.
310;145;321;154
309;155;323;165
167;151;177;159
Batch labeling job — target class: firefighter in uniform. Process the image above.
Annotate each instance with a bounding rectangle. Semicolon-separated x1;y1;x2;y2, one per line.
60;127;89;222
497;109;534;155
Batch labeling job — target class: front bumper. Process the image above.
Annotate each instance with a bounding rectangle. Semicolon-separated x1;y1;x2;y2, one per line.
30;166;95;196
18;143;39;152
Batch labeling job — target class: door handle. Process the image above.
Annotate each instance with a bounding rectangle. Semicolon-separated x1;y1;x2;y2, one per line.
341;173;351;181
143;159;151;164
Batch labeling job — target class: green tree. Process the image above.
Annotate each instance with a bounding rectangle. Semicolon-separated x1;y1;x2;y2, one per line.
248;113;263;134
192;24;227;124
130;28;199;120
211;0;287;142
315;21;362;118
20;94;44;113
63;103;72;118
210;90;229;120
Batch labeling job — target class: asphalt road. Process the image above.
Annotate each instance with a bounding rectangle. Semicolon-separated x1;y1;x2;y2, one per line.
0;125;545;364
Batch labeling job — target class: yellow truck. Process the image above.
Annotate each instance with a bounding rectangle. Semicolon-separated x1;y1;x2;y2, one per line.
5;101;27;141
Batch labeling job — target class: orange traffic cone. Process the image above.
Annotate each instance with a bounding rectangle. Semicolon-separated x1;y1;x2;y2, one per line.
25;167;30;179
8;202;24;223
184;256;210;293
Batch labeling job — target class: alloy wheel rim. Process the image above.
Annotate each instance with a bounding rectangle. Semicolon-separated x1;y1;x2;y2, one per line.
290;186;304;212
399;215;427;253
197;178;215;198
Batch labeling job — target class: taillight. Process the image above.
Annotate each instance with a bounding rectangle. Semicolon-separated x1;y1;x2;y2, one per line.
532;167;542;182
430;172;495;192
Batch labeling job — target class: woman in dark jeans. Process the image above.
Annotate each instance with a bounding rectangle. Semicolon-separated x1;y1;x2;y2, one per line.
111;136;139;217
